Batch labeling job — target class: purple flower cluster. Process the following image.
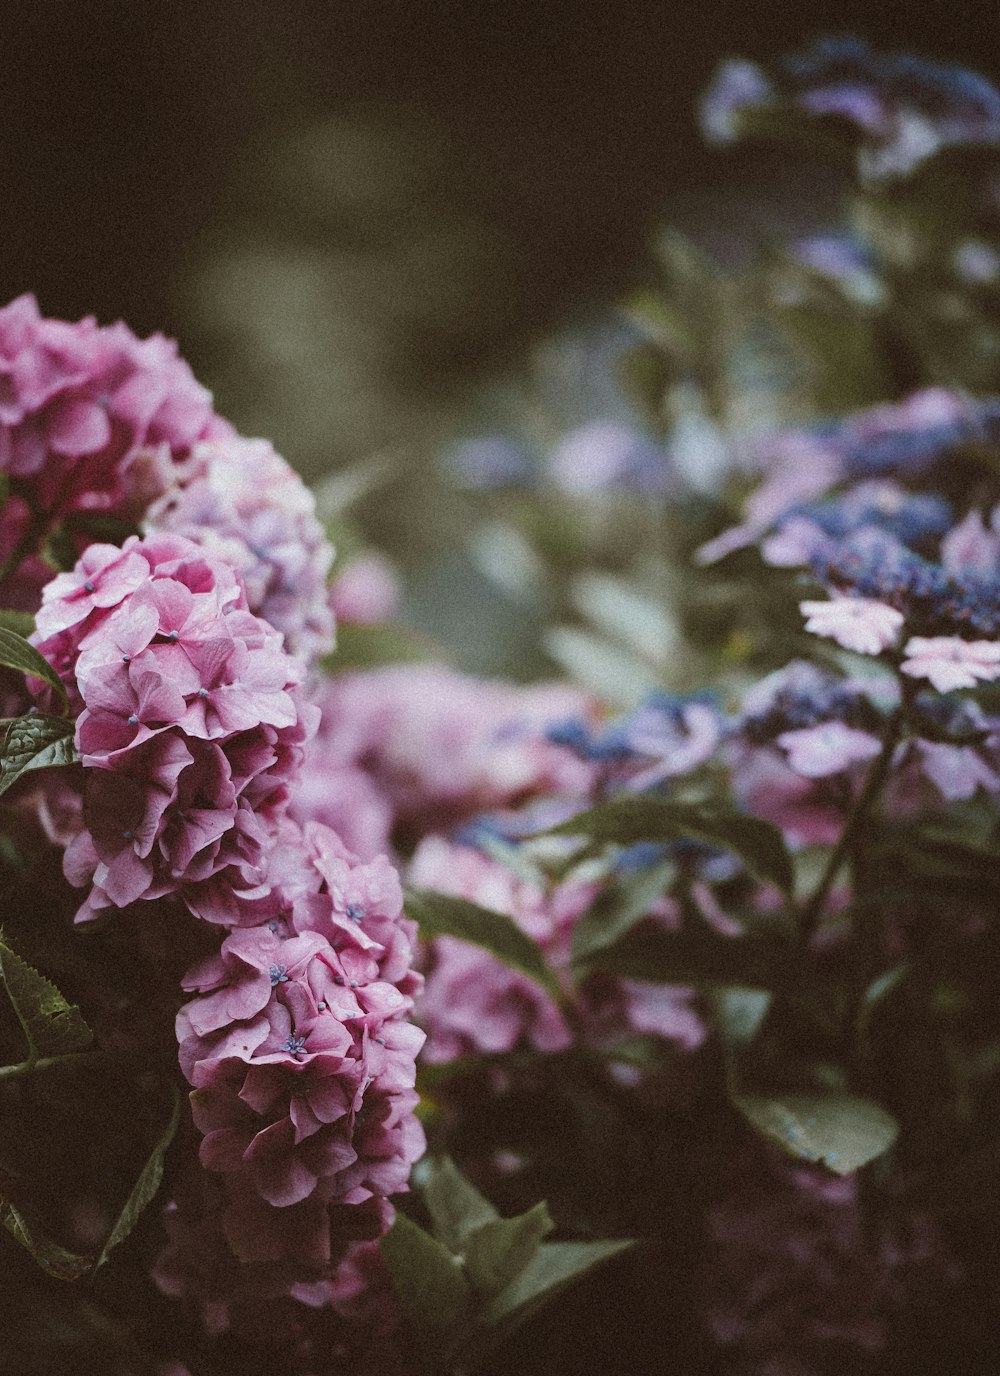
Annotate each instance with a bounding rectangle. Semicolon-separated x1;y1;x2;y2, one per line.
172;819;424;1268
144;436;335;667
32;532;317;923
702;37;1000;179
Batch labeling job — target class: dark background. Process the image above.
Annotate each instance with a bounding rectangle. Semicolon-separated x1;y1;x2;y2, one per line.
1;1;996;469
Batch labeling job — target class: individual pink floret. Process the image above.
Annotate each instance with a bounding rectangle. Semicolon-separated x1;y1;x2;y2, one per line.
800;597;905;655
900;635;1000;692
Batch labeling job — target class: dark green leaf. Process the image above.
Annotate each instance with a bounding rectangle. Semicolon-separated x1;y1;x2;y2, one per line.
0;1195;91;1282
96;1082;182;1268
734;1091;899;1175
0;714;77;798
0;936;92;1063
423;1156;498;1254
572;859;676;962
576;925;795;991
538;797;795;896
485;1239;634;1334
41;524;80;574
0;611;35;638
464;1202;554;1297
0;629;67;708
380;1212;472;1332
405;889;559;996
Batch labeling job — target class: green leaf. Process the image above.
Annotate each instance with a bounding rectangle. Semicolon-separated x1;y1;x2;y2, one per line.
464;1202;554;1297
0;714;77;798
575;924;795;991
0;1195;91;1282
405;889;559;997
0;610;35;638
485;1239;634;1335
423;1156;498;1254
571;859;676;962
539;797;795;896
714;987;772;1047
0;629;67;708
734;1091;899;1176
380;1211;472;1332
96;1082;182;1268
0;936;92;1063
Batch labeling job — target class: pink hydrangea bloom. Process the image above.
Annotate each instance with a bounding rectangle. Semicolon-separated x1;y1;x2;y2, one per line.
174;820;424;1270
410;835;705;1064
144;436;335;666
776;721;883;778
900;635;1000;692
409;836;575;1063
292;665;598;848
0;295;226;588
34;533;317;923
800;597;905;655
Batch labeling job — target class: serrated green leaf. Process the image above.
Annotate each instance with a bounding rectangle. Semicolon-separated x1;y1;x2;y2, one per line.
575;925;795;991
0;629;67;707
0;610;35;638
485;1239;634;1335
539;797;795;896
0;936;92;1063
0;1196;91;1282
380;1212;472;1333
0;713;77;798
734;1091;899;1175
405;889;559;997
96;1081;181;1269
572;859;676;963
464;1202;554;1297
423;1156;498;1254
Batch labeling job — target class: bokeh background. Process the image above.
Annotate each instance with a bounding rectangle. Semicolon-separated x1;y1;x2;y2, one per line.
2;0;996;675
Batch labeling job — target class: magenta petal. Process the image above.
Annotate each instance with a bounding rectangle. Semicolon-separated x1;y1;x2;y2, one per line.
245;1120;318;1206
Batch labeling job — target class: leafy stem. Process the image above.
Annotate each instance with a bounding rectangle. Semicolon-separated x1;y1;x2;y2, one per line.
0;1049;107;1082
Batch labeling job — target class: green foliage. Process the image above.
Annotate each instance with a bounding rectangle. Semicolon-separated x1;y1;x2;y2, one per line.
382;1158;633;1371
95;1082;182;1269
0;629;67;709
539;796;795;897
405;888;559;996
571;858;676;962
0;714;77;799
575;922;794;990
0;935;92;1066
325;622;445;672
0;610;35;638
734;1091;900;1176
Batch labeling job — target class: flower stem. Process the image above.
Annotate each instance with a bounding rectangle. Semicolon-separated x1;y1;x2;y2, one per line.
798;710;904;943
0;1049;107;1082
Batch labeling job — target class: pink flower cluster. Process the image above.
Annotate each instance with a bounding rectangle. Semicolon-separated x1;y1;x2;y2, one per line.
32;532;317;923
409;836;704;1064
170;818;424;1270
145;436;335;667
0;294;226;610
293;665;598;858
